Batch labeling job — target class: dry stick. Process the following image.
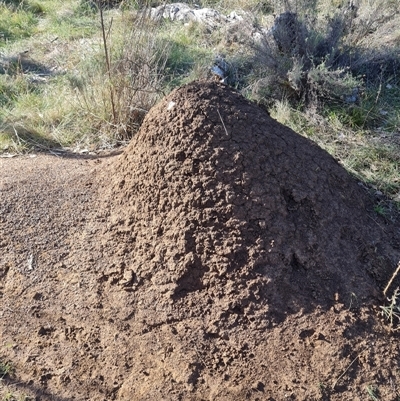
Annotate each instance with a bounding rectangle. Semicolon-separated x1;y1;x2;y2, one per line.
367;214;386;233
98;1;117;124
375;68;384;104
384;261;400;297
11;126;22;146
332;353;360;390
217;108;229;136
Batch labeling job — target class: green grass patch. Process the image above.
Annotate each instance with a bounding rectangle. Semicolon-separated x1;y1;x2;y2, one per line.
160;21;215;89
0;73;41;107
344;141;400;197
0;3;38;43
2;0;46;13
44;9;98;40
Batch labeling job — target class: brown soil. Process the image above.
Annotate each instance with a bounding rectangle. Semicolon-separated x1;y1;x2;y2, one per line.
1;80;400;401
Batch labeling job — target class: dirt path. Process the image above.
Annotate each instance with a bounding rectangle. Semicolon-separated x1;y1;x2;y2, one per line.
1;81;400;401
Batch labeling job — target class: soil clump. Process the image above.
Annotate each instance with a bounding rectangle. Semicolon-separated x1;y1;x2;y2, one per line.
1;80;400;400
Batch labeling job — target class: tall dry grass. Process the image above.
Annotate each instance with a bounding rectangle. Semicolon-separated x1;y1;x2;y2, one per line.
75;3;169;143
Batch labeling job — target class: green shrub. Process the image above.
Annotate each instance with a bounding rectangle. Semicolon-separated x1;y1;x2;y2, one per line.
244;8;363;108
241;0;399;122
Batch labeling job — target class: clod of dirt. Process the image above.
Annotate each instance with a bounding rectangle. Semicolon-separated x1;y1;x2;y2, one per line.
1;80;400;401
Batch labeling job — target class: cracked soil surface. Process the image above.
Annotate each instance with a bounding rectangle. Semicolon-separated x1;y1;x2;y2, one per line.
1;80;400;400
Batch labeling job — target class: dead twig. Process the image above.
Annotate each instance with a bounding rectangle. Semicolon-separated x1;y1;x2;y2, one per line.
384;261;400;297
217;108;229;136
332;353;361;389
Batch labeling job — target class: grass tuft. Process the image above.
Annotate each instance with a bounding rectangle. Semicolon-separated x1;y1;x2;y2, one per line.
0;3;38;43
0;360;13;378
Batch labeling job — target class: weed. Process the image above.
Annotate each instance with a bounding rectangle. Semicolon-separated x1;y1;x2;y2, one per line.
380;288;400;330
366;384;380;401
0;390;29;401
317;381;330;397
0;360;13;377
374;203;387;217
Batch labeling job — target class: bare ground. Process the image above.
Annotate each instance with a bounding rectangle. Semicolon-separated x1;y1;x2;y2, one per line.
1;81;400;401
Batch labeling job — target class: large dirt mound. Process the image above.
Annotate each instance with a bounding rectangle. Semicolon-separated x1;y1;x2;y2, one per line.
95;80;400;399
1;80;400;401
103;79;397;314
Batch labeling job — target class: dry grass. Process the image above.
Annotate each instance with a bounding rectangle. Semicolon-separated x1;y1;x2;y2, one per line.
75;8;169;143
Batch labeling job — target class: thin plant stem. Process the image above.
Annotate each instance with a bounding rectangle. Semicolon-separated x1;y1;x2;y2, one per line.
384;261;400;296
333;353;360;389
98;1;117;124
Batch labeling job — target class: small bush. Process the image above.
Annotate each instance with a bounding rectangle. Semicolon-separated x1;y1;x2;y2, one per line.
242;0;400;112
244;7;364;109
